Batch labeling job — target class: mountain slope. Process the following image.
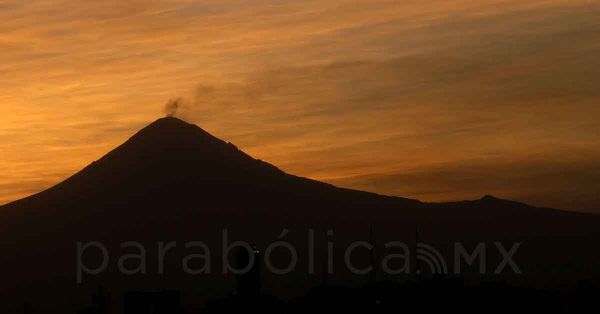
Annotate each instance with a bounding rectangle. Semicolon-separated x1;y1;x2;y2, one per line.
4;117;594;242
0;117;598;311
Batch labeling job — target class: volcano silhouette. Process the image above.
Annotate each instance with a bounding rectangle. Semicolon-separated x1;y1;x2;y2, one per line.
0;117;598;311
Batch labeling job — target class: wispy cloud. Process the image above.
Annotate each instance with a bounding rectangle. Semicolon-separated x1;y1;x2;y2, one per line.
1;0;599;212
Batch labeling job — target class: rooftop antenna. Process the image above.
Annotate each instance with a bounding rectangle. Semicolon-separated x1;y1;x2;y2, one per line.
321;258;329;287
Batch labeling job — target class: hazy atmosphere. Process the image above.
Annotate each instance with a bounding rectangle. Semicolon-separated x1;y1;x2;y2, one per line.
2;0;600;212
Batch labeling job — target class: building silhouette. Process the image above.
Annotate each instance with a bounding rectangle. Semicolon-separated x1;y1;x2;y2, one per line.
76;286;111;314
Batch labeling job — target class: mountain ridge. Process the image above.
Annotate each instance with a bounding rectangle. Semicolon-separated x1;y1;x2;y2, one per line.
4;116;589;215
1;116;597;245
1;116;422;212
0;116;598;312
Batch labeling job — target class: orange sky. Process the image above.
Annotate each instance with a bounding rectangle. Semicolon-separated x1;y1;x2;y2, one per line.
1;0;600;212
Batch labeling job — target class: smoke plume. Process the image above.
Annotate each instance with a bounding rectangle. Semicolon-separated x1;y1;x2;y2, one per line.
163;98;183;117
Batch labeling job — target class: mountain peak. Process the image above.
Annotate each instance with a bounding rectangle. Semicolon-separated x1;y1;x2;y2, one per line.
481;194;499;201
150;116;191;127
84;115;287;187
141;116;203;135
126;116;222;150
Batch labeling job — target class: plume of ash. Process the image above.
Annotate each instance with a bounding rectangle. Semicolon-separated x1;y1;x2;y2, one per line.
163;98;184;117
163;86;214;118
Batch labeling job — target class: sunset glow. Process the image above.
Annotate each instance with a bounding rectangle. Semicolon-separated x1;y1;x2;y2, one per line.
2;0;600;212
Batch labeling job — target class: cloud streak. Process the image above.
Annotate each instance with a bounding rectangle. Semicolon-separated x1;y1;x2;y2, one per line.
1;0;599;212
